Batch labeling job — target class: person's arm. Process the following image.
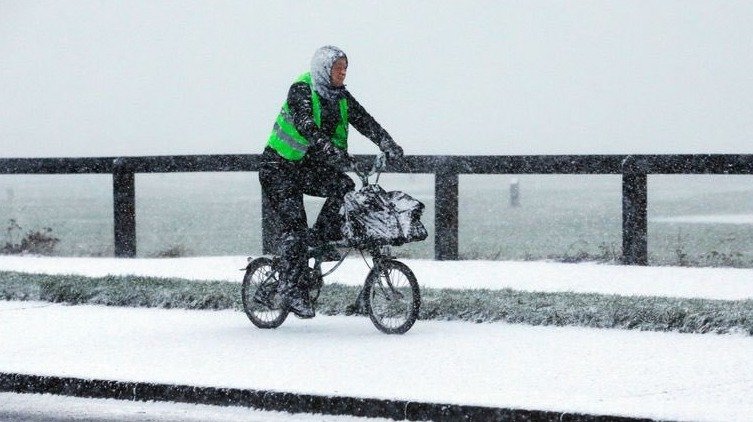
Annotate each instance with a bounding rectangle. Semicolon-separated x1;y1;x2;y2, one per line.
346;92;403;159
287;82;328;148
287;82;347;164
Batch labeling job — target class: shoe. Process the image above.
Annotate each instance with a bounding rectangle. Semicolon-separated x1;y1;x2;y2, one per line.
283;288;315;319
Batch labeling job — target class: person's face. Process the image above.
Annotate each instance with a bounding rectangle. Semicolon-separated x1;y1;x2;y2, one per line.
331;58;347;87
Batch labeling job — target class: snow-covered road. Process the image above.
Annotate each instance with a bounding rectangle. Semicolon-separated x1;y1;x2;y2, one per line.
2;255;753;300
2;300;752;421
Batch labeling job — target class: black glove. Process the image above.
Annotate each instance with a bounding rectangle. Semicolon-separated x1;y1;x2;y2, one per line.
320;141;352;169
379;138;403;161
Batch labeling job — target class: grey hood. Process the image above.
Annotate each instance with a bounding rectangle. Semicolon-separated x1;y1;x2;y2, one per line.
311;45;348;101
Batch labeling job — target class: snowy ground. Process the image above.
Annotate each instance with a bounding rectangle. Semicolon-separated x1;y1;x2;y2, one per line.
2;255;753;301
3;256;753;420
1;300;752;421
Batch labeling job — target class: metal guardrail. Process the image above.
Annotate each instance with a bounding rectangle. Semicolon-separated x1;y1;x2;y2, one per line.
2;154;753;264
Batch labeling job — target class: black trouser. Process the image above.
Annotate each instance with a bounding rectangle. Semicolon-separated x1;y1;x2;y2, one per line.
259;148;355;289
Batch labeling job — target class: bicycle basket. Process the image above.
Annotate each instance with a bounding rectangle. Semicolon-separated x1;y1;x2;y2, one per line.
341;184;428;246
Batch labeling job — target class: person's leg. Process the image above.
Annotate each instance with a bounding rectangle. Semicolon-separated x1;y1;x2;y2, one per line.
259;161;314;317
302;165;356;243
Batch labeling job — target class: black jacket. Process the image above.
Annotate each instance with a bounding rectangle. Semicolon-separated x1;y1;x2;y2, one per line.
285;81;393;163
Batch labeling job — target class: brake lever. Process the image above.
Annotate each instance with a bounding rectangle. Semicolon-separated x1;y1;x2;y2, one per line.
349;157;370;187
374;153;387;172
373;153;387;185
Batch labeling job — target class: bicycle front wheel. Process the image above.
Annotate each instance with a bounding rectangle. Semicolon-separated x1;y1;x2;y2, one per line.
364;259;420;334
241;257;289;329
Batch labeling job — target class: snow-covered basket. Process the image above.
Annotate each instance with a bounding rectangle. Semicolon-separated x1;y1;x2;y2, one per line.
341;185;428;247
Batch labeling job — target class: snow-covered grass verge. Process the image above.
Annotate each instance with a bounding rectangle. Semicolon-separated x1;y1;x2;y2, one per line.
3;271;752;335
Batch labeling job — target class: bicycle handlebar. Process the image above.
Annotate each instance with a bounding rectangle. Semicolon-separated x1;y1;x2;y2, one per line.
352;153;387;186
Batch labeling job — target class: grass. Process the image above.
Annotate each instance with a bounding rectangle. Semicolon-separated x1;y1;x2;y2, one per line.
2;271;752;336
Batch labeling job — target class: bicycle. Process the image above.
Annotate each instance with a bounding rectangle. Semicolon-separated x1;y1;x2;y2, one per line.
241;154;422;334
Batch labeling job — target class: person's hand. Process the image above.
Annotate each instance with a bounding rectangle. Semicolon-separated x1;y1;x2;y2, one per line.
379;138;403;161
321;141;352;169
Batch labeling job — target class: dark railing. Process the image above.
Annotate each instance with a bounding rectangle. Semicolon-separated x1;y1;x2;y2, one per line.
2;154;753;264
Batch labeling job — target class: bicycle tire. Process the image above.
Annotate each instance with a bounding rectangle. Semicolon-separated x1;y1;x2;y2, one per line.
364;259;420;334
241;257;289;329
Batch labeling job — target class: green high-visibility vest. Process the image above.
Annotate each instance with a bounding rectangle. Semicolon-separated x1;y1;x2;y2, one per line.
267;72;349;161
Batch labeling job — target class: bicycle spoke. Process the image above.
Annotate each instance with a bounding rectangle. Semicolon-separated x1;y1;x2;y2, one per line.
380;270;405;299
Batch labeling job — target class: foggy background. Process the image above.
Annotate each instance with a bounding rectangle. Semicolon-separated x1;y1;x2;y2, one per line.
2;1;753;159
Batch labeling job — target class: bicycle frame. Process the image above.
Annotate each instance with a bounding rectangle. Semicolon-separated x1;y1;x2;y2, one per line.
305;239;400;305
308;241;392;277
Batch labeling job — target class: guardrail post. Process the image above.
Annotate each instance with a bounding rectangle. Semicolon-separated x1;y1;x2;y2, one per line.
113;158;136;257
621;156;648;265
435;168;459;260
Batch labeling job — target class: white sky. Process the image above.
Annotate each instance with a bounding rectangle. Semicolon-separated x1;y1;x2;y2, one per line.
1;1;753;158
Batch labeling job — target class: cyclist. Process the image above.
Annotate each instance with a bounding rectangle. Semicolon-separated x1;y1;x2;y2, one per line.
259;45;404;318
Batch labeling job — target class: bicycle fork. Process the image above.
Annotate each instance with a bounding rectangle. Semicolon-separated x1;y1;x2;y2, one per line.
371;258;404;301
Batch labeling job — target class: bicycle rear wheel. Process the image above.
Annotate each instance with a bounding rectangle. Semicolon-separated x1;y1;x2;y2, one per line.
241;257;289;329
364;259;420;334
